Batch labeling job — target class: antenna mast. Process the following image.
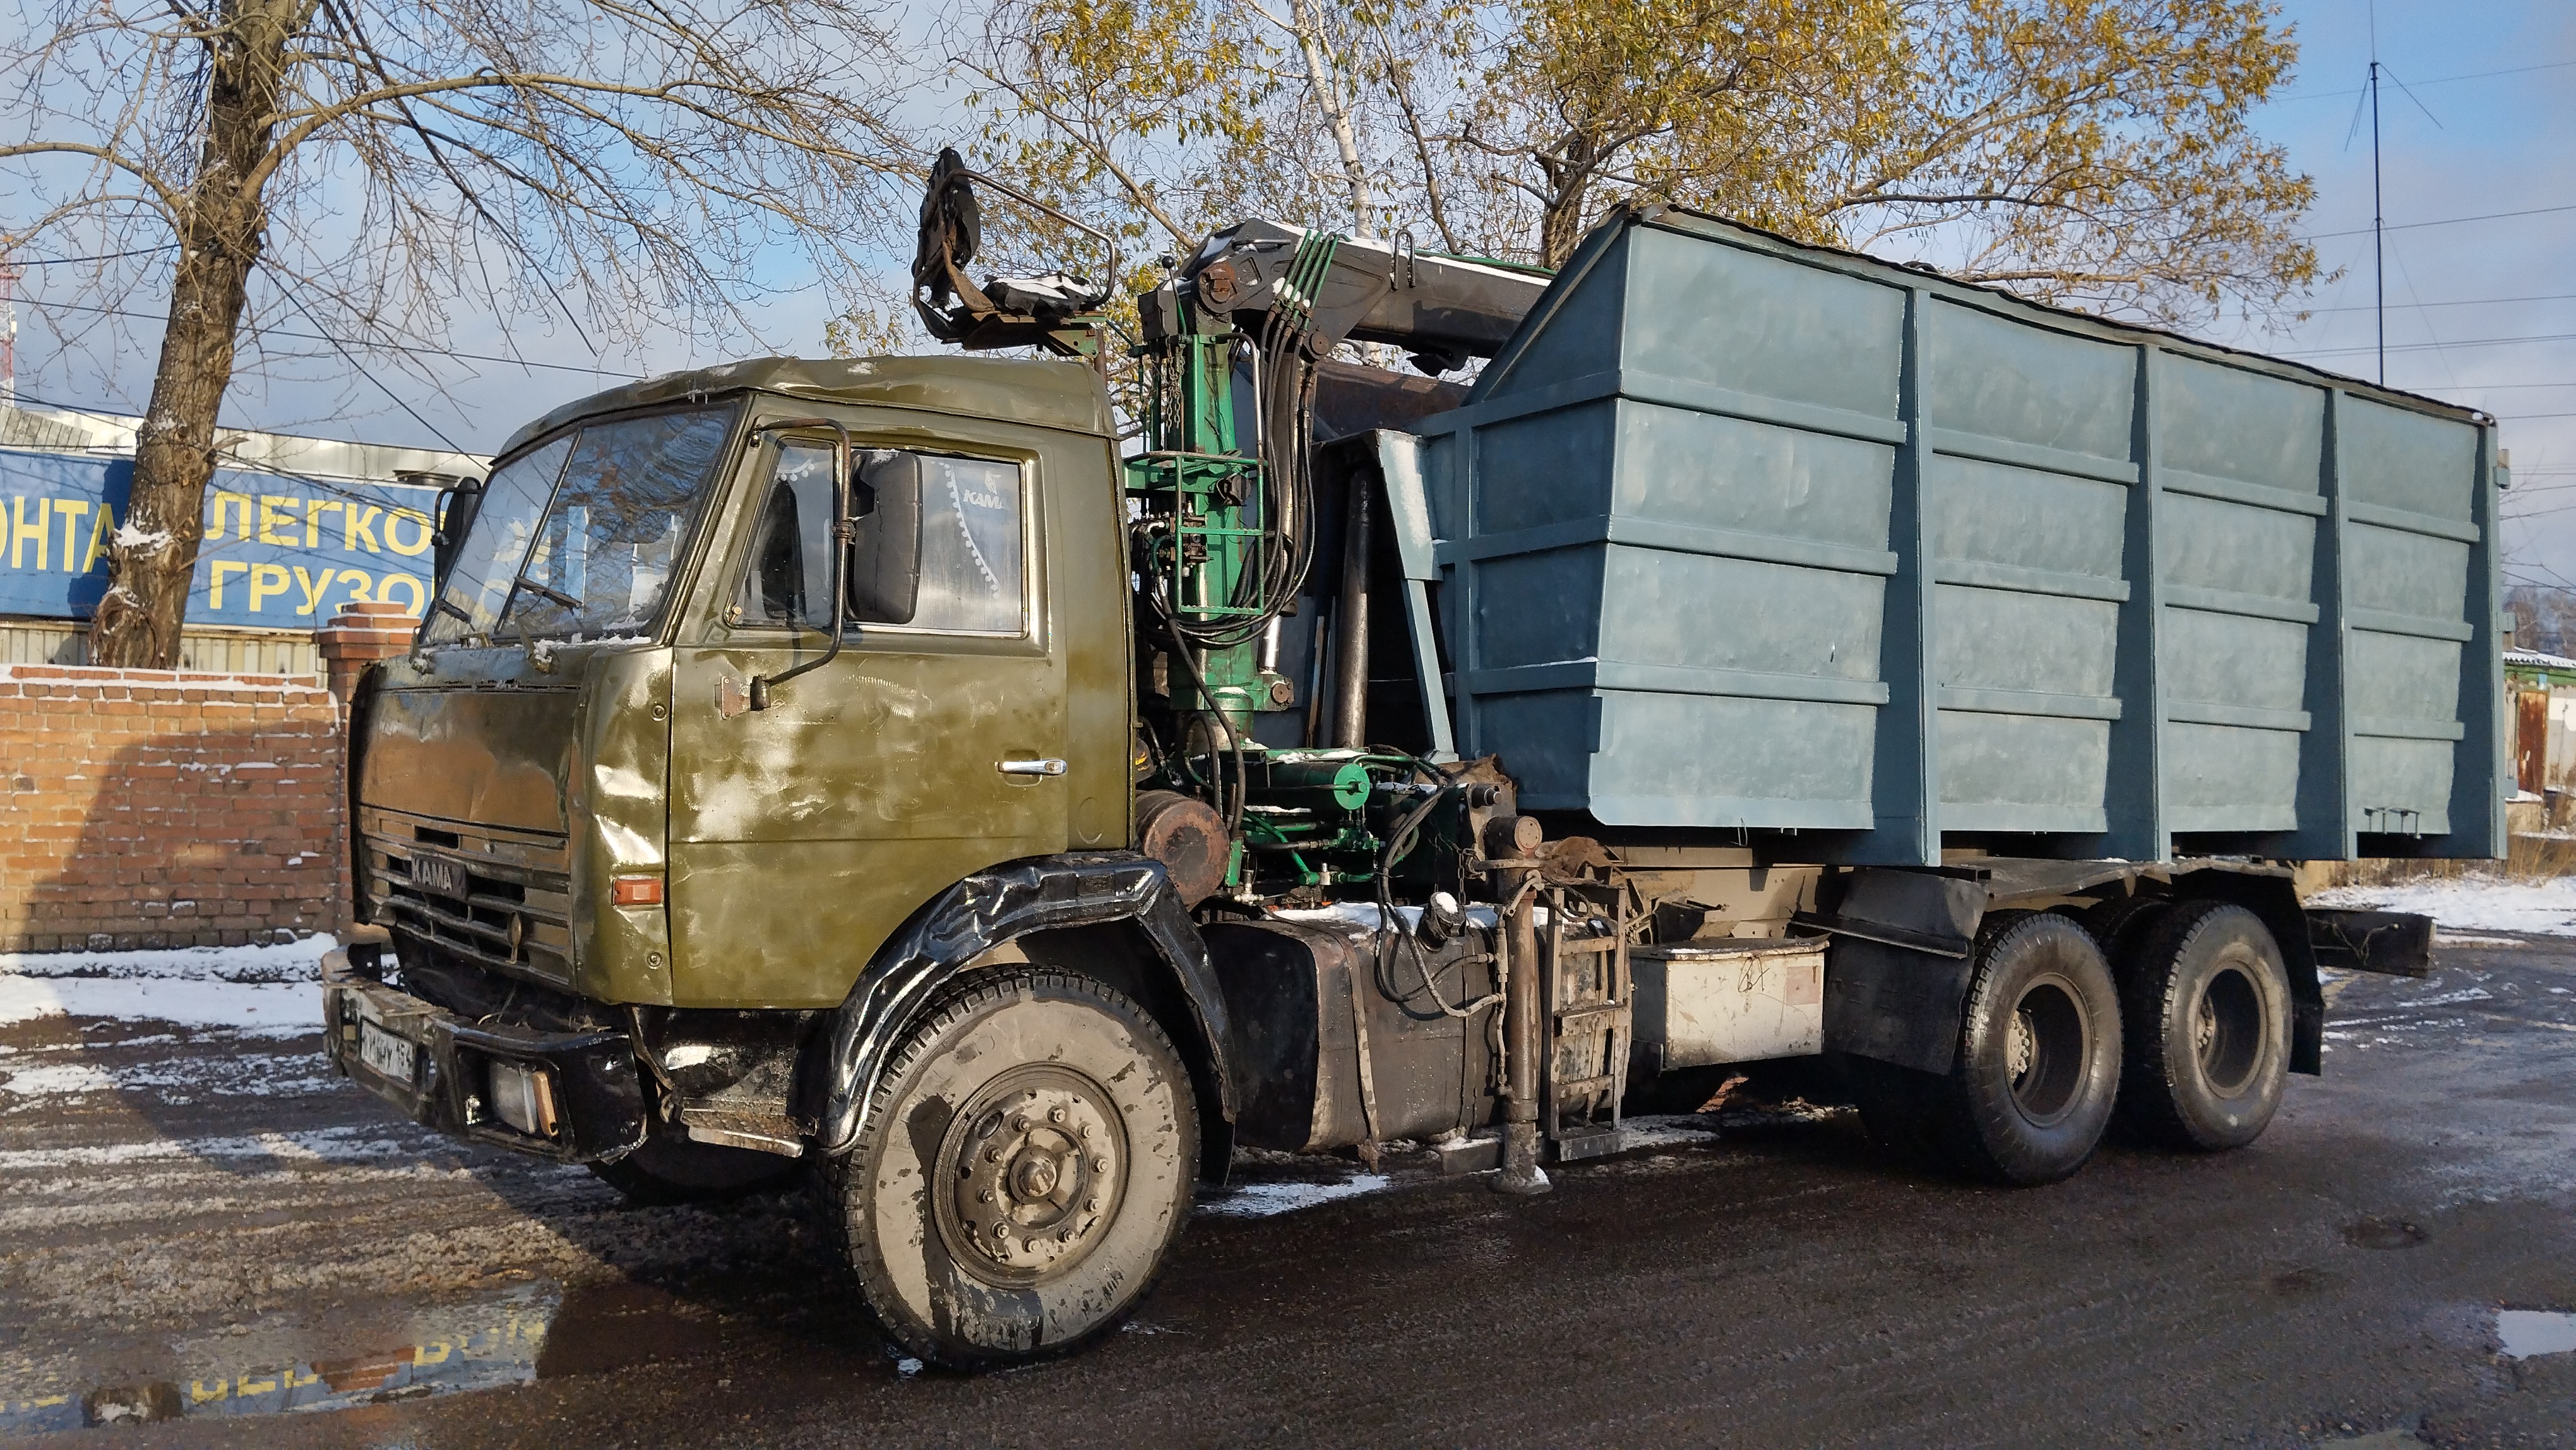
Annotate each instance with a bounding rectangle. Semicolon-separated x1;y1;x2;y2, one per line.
2370;56;2384;384
0;255;18;405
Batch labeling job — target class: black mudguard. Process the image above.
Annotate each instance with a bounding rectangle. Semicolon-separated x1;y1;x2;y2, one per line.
812;851;1237;1174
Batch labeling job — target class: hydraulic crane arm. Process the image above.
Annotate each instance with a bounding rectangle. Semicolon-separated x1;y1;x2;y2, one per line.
1143;219;1550;374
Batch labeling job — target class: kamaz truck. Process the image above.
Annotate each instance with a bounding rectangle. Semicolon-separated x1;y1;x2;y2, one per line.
322;160;2495;1367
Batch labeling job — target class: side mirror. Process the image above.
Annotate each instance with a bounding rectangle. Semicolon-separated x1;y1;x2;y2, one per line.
750;418;856;709
847;451;922;626
402;470;483;594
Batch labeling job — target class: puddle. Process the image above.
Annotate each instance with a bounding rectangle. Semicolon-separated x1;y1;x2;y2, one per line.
2497;1309;2576;1359
2342;1216;2430;1250
1;1282;558;1434
0;1275;766;1432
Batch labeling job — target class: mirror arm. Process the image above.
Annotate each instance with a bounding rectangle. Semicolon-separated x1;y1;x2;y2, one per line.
749;417;854;710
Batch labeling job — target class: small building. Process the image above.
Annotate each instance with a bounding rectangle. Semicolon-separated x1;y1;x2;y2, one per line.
0;401;485;676
2505;646;2576;691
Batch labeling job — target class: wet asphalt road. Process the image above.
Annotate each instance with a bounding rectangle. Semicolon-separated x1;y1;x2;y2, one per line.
4;937;2573;1447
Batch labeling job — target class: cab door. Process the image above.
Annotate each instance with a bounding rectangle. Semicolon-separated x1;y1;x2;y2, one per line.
668;422;1068;1008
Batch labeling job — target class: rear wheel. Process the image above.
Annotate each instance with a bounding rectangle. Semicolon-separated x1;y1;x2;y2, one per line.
823;968;1197;1369
589;1134;800;1206
1917;913;2123;1185
2114;901;2290;1151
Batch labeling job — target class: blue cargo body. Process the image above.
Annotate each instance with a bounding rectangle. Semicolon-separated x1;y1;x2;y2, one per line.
1415;207;2505;865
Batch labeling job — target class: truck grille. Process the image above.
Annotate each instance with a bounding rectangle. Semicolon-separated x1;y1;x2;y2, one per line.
360;805;575;985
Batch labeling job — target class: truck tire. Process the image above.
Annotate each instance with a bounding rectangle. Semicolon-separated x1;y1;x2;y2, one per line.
2114;901;2290;1151
1919;913;2123;1185
2080;894;2168;966
589;1135;800;1206
823;968;1198;1369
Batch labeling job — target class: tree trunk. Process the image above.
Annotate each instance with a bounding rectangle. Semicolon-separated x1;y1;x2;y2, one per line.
1535;135;1601;270
90;0;309;668
1285;0;1374;240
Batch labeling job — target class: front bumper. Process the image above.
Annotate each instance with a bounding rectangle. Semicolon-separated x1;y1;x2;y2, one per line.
321;943;647;1163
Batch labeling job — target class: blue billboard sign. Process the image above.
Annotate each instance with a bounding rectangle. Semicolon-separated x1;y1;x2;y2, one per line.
0;449;442;626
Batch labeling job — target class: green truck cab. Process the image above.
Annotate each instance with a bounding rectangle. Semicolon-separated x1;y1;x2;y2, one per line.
326;355;1239;1363
324;186;2474;1370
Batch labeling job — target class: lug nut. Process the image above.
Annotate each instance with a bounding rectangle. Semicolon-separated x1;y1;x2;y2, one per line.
979;1189;994;1203
1049;1106;1066;1123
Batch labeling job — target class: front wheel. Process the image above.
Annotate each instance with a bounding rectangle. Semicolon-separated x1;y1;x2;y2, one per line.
823;968;1198;1369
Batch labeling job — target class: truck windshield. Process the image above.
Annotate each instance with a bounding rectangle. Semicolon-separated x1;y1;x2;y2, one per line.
424;405;737;644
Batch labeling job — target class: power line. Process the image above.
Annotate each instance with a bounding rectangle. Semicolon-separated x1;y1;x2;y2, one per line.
265;276;470;456
2271;57;2576;102
2;385;468;525
2281;332;2576;358
2299;201;2576;242
2304;292;2576;313
11;246;180;267
17;296;641;379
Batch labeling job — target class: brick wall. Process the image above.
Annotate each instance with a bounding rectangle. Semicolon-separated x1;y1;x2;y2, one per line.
0;663;343;951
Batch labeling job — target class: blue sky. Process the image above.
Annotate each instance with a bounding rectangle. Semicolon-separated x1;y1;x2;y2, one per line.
2224;0;2576;594
12;0;2574;590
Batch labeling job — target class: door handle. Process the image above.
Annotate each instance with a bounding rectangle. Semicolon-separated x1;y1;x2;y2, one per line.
998;757;1068;776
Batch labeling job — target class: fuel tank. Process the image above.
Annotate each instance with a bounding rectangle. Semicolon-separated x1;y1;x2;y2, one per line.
1204;916;1499;1152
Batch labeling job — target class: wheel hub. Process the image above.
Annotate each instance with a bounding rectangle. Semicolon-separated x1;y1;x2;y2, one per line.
2002;974;2089;1127
2008;1010;2037;1084
936;1067;1125;1285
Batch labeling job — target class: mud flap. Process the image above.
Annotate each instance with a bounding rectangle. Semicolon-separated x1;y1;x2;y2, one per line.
813;851;1236;1177
1806;869;1984;1076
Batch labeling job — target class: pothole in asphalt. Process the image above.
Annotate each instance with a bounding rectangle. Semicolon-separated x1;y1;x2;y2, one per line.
2497;1309;2576;1359
2342;1216;2429;1250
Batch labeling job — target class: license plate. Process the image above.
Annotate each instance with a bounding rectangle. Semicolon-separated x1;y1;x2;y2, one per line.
359;1021;419;1085
414;853;470;898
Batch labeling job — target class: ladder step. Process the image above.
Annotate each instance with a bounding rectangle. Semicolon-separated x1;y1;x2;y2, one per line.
1554;1003;1630;1033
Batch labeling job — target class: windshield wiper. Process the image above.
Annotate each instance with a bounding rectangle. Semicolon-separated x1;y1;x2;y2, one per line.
432;597;475;625
509;573;583;611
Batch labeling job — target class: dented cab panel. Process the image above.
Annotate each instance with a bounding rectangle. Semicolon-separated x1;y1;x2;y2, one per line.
358;641;676;1004
360;655;578;835
568;644;676;1005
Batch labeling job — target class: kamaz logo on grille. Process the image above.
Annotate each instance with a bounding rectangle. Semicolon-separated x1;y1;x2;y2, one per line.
413;854;472;899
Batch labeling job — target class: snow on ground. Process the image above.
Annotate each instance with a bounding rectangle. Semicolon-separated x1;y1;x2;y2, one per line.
1197;1172;1393;1218
0;1051;337;1104
0;1123;431;1172
2310;877;2576;937
0;938;330;1031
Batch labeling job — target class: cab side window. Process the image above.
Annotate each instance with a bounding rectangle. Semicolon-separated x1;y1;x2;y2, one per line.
735;443;835;629
905;452;1024;634
734;443;1026;635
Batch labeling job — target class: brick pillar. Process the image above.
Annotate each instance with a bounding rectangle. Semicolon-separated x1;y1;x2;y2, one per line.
316;602;420;720
316;602;417;934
